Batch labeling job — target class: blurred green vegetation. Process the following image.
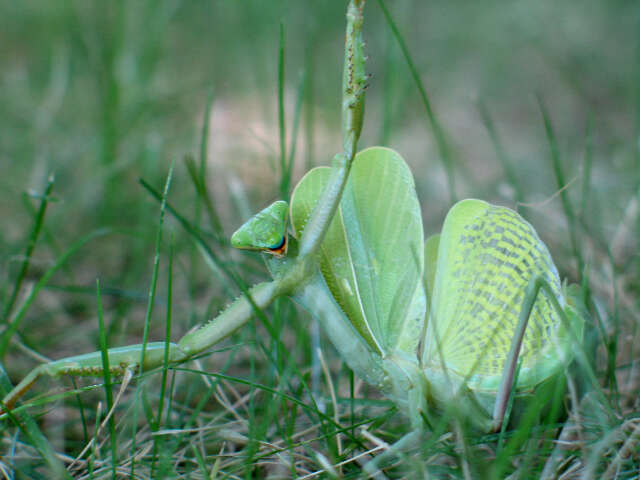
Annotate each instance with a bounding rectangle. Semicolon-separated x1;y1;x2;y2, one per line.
2;1;638;252
1;0;639;477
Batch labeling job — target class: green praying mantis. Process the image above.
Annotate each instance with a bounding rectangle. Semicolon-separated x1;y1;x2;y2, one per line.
1;0;587;474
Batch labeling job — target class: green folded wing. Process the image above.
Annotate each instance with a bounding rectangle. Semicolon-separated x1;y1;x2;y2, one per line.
290;147;425;355
424;199;569;391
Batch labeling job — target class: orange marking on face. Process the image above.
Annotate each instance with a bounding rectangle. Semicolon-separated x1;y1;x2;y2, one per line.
267;236;288;258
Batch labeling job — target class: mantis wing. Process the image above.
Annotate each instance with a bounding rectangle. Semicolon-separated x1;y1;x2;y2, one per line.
424;199;579;392
290;147;425;356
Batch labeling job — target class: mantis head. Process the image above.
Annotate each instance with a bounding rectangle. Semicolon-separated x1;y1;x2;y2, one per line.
230;200;290;257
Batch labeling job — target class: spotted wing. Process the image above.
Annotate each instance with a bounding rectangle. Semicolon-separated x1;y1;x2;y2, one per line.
423;199;567;391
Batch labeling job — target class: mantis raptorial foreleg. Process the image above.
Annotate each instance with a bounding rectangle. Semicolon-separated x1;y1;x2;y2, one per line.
1;0;368;416
1;343;182;412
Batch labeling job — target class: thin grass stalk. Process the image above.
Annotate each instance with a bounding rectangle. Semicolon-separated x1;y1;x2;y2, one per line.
537;96;584;275
279;22;288;198
149;232;175;475
3;174;55;323
139;162;173;376
286;70;306;190
158;232;174;428
580;116;593;225
635;8;640;189
603;249;621;410
195;90;224;239
130;163;173;477
477;101;525;205
0;365;72;478
70;376;89;446
304;39;316;171
96;279;117;480
184;155;224;244
377;0;456;204
379;24;395;146
140;179;279;338
0;229;112;357
19;194;70;277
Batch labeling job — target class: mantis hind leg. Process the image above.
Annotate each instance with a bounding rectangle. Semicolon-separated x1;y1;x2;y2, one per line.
491;275;586;432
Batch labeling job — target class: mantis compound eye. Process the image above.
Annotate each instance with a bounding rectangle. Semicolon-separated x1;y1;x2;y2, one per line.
266;235;288;258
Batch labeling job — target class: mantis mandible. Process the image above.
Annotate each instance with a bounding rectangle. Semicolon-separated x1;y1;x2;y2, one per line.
1;0;587;474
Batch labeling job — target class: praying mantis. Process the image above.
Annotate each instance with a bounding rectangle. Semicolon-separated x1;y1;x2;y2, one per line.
1;0;587;475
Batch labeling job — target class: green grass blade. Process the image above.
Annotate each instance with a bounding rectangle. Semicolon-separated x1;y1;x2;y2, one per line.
139;161;173;378
96;279;117;480
635;9;640;187
70;377;89;445
139;177;279;340
304;40;316;171
0;228;113;357
0;365;72;479
19;192;71;278
538;95;584;275
279;22;288;198
173;366;368;446
158;232;173;430
3;174;54;322
151;231;174;476
604;249;621;405
286;69;306;193
194;89;225;239
184;155;225;243
191;443;210;478
580;115;593;225
477;101;524;204
377;0;456;204
130;161;173;478
196;90;215;223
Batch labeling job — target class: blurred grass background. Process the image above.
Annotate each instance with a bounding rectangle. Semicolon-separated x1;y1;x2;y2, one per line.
1;0;639;477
